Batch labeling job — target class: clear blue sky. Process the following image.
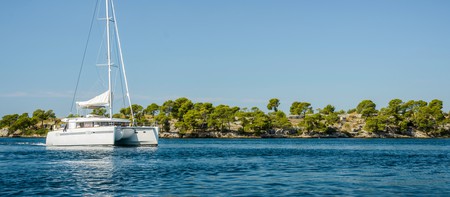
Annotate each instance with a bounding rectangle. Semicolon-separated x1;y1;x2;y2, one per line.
1;0;450;117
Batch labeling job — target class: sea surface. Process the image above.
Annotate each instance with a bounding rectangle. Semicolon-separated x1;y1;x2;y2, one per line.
0;138;449;196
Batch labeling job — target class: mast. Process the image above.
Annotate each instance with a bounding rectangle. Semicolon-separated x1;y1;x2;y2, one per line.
106;0;113;118
110;0;135;125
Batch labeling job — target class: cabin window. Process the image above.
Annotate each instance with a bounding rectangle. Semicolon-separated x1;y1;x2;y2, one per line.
113;122;126;126
77;123;84;128
84;122;93;128
69;123;76;129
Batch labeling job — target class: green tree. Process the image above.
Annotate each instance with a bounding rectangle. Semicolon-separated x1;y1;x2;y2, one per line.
428;99;445;135
0;114;19;128
413;106;434;134
32;109;46;128
336;110;345;115
145;103;159;117
32;109;56;129
429;99;444;119
356;100;377;118
44;110;56;128
364;116;387;133
364;117;378;132
175;102;218;133
119;104;145;124
290;102;313;116
237;107;270;133
402;100;427;125
347;108;357;114
194;102;215;131
317;105;339;132
386;99;404;121
408;99;445;136
155;113;171;132
269;111;292;129
208;105;235;131
377;99;405;133
91;108;106;116
160;100;175;117
10;113;33;133
236;108;252;133
299;113;324;132
321;104;335;115
324;113;339;128
67;114;80;118
173;97;193;120
249;108;271;133
176;110;198;132
112;113;125;119
267;98;280;112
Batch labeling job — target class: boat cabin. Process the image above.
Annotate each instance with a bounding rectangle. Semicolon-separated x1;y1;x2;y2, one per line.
62;117;130;129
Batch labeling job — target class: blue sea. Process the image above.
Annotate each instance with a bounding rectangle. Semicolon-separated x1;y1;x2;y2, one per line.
0;138;449;196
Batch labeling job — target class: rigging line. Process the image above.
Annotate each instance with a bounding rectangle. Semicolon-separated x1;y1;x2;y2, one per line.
111;0;135;125
113;30;127;108
95;28;108;90
69;0;100;115
106;9;127;115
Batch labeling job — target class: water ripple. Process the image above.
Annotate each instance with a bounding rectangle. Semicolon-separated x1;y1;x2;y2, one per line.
0;138;449;196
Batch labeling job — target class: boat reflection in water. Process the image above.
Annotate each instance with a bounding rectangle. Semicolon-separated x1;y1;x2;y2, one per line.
45;146;158;195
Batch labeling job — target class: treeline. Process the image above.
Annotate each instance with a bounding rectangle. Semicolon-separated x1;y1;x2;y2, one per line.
356;99;449;136
0;109;56;136
1;98;450;137
107;97;450;137
109;98;292;135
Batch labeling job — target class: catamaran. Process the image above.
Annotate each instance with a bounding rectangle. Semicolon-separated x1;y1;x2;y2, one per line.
46;0;159;146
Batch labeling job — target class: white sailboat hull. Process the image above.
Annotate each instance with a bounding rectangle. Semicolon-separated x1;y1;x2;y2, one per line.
46;126;159;146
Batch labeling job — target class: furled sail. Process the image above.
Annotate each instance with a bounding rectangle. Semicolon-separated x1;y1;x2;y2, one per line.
76;90;110;109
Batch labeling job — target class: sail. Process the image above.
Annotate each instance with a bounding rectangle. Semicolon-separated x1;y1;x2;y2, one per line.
76;90;110;109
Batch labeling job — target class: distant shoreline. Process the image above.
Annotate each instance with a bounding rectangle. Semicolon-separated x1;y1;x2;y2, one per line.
2;130;447;139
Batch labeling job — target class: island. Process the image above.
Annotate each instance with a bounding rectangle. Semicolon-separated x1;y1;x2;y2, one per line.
1;98;449;138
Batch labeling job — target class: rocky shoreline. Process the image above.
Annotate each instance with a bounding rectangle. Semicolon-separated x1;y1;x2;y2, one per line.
0;129;437;139
158;129;434;139
1;122;442;138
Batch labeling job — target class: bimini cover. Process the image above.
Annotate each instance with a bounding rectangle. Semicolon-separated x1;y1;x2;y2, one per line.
76;90;110;109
